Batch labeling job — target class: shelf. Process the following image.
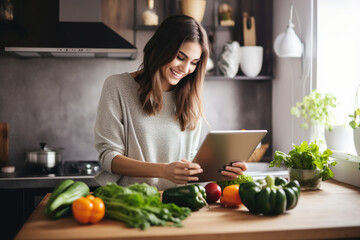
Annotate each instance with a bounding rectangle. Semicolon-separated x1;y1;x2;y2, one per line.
133;0;273;79
205;75;272;81
134;25;158;31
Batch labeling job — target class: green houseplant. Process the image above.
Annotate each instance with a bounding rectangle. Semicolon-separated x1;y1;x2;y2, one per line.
270;141;336;190
349;84;360;155
348;108;360;130
291;90;337;150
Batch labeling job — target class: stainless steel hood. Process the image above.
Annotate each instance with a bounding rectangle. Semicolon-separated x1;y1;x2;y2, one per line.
2;0;137;59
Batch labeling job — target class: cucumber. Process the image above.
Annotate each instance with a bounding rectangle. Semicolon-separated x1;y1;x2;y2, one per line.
49;181;89;213
44;179;74;217
44;180;89;219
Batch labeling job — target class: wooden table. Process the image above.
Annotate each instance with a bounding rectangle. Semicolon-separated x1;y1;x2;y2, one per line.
14;180;360;240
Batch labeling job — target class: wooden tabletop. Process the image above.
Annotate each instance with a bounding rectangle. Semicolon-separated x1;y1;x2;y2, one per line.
14;180;360;240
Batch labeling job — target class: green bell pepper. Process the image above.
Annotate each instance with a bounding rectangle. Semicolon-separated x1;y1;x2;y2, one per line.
162;184;208;211
239;176;300;215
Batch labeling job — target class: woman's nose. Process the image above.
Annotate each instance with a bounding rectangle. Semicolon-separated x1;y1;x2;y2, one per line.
180;61;191;74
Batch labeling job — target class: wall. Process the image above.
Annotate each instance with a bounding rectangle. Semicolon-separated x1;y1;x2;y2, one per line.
0;1;272;167
272;0;313;153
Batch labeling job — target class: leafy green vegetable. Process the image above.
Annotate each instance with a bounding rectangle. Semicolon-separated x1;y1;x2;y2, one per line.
215;174;253;190
349;108;360;129
270;141;337;181
290;90;337;130
93;183;191;230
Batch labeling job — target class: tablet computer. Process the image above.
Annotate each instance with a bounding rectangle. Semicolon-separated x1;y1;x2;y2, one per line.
191;130;267;182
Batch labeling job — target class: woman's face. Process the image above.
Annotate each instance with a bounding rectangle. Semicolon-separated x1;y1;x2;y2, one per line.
160;41;202;92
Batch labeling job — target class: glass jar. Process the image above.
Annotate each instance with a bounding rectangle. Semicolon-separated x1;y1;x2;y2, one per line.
289;168;321;190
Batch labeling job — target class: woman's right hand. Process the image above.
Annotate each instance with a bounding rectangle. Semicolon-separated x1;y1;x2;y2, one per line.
163;160;203;184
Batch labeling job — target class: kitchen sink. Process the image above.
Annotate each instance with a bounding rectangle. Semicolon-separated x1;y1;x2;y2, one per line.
246;162;288;180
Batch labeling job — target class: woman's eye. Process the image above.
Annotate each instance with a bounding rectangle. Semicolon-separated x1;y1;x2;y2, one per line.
177;55;184;61
191;62;198;66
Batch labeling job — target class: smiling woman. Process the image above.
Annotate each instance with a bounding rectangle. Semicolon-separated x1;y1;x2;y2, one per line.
160;42;202;91
94;15;249;190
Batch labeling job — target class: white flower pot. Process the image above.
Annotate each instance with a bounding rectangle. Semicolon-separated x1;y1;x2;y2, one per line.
354;127;360;156
325;125;355;153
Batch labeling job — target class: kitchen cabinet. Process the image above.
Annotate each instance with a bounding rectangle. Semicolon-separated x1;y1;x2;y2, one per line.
133;0;273;80
14;180;360;240
0;174;100;240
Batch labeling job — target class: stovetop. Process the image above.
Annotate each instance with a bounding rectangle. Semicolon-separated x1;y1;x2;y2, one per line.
0;160;101;178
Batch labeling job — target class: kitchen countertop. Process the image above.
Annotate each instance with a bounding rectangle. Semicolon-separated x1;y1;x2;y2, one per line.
0;162;101;189
0;173;100;189
14;180;360;240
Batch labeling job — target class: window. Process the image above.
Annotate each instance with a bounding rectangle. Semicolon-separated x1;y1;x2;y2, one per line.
316;0;359;154
317;0;360;124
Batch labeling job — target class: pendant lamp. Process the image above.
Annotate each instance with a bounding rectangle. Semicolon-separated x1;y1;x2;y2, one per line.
274;5;303;58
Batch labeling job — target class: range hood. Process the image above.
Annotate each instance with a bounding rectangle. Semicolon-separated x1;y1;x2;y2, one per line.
3;0;137;59
4;22;137;59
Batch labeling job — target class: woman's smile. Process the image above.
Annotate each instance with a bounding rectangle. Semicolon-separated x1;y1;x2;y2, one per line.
170;68;184;79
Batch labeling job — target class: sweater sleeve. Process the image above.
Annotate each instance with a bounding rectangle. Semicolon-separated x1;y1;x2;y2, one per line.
190;119;203;161
94;75;126;175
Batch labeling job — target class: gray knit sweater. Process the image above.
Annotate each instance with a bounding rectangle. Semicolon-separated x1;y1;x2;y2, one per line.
94;73;202;190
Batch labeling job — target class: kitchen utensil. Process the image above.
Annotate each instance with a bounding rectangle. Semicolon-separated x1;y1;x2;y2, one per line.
0;123;9;168
242;12;256;46
26;142;63;169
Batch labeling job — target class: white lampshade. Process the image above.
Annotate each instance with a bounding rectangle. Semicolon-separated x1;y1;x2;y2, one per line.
274;5;303;58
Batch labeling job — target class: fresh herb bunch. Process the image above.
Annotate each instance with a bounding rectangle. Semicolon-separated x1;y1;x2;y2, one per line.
291;90;337;130
270;141;336;181
93;183;191;230
349;108;360;129
216;174;253;190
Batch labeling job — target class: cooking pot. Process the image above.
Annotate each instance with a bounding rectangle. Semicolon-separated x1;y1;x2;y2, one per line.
26;142;63;169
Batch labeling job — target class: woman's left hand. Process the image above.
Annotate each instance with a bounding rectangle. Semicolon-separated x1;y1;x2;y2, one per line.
220;161;248;180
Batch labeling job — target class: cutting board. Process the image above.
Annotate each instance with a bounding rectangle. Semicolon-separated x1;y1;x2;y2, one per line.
14;180;360;240
0;123;9;168
243;12;256;46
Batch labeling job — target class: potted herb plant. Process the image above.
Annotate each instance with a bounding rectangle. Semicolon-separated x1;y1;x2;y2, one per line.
291;90;337;151
349;108;360;156
270;141;336;190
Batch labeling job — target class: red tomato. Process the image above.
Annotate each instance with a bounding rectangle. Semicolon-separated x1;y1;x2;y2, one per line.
204;183;222;203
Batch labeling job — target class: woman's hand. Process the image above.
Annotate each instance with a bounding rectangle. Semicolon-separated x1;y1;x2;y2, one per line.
220;161;248;181
163;160;203;184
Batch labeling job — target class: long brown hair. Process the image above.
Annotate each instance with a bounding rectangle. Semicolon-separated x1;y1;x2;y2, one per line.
135;15;209;131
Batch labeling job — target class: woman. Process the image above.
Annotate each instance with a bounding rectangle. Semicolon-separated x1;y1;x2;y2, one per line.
94;15;247;190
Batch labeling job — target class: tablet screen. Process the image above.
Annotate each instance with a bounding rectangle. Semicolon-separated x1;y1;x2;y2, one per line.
191;130;267;182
